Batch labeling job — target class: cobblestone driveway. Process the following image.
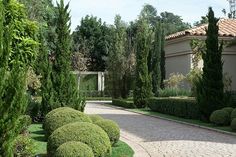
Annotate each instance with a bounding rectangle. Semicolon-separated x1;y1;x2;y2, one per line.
85;102;236;157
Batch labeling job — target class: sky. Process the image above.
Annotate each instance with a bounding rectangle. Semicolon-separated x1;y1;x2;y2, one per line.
53;0;229;31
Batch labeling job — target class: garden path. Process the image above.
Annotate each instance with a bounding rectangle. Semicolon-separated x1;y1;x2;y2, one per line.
85;101;236;157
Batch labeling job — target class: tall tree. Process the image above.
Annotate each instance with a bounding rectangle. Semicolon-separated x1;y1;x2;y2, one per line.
134;19;153;108
139;4;158;27
73;15;109;71
51;0;84;110
160;27;166;89
107;15;127;98
196;7;224;120
152;22;162;96
160;11;191;35
0;0;38;156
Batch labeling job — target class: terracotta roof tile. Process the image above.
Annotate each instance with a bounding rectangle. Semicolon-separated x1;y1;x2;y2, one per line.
166;19;236;40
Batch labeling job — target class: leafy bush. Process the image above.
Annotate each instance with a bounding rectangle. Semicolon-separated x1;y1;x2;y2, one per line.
222;107;234;115
13;135;36;157
26;96;42;122
47;122;111;157
231;108;236;120
147;97;200;119
158;88;191;97
94;119;120;146
16;115;32;134
231;118;236;131
55;141;94;157
44;108;92;137
89;114;104;123
210;110;230;126
164;73;186;88
112;99;136;109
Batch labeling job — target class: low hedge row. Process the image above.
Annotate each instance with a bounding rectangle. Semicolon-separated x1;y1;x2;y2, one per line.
147;97;200;119
112;99;136;109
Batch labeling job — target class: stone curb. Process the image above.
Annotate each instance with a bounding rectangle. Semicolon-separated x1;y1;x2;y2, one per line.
101;103;236;137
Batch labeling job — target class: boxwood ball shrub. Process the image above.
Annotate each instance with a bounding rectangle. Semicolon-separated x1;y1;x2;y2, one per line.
231;118;236;131
89;114;104;123
94;119;120;145
47;122;111;157
222;107;234;115
43;107;74;128
231;108;236;120
210;110;230;126
44;108;92;137
55;141;94;157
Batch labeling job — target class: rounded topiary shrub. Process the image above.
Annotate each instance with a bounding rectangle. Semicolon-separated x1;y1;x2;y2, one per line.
210;110;230;126
222;107;234;115
44;108;92;137
231;108;236;120
47;122;111;157
43;107;74;128
89;114;104;123
55;141;94;157
231;118;236;131
94;119;120;145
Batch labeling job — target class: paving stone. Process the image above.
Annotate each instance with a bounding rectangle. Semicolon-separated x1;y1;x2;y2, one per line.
85;102;236;157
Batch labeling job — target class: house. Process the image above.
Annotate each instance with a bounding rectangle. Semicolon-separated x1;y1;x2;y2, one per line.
165;19;236;90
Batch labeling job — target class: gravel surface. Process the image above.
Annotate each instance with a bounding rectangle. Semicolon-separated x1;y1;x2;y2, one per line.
85;102;236;157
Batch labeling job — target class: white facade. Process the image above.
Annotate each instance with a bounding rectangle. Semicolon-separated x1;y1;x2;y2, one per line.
165;36;236;90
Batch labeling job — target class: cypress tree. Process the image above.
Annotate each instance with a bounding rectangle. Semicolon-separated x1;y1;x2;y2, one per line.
196;7;224;119
0;0;38;155
134;20;152;108
38;32;54;116
160;28;166;89
52;0;84;110
152;22;162;96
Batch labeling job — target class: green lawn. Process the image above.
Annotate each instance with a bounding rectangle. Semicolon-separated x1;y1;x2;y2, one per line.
128;108;235;134
28;124;134;157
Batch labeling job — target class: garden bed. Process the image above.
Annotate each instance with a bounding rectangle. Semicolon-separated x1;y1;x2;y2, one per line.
28;124;134;157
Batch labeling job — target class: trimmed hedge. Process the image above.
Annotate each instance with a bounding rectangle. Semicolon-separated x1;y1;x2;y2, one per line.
55;141;94;157
231;108;236;120
94;119;120;146
210;110;231;126
47;122;111;157
112;99;136;109
89;114;104;123
44;108;92;137
222;107;234;115
147;97;200;119
231;118;236;131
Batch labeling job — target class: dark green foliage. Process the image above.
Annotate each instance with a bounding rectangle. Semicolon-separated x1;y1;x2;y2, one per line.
210;110;230;126
152;23;162;96
222;107;234;115
55;141;94;157
16;115;32;134
160;11;191;35
89;114;104;123
26;96;42;122
196;8;224;119
147;98;200;119
44;108;91;137
112;99;136;109
134;20;153;108
94;119;120;146
231;108;236;120
73;15;109;71
51;0;84;110
0;0;38;156
230;118;236;131
160;28;166;89
13;135;36;157
47;122;111;157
